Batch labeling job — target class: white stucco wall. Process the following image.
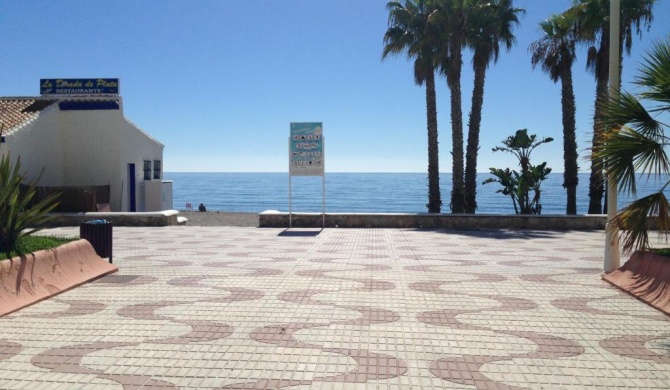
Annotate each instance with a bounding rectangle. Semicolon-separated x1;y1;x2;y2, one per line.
1;106;65;185
59;109;123;191
118;119;164;212
161;181;174;210
2;99;164;212
142;180;162;212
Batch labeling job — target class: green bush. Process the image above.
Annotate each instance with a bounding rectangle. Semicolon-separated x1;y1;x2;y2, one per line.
0;153;60;254
0;235;77;260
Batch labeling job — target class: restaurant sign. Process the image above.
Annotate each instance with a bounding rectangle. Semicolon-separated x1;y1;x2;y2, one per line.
289;122;324;176
40;78;120;95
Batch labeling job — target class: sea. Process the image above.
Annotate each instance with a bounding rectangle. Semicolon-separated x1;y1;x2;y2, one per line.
164;172;667;215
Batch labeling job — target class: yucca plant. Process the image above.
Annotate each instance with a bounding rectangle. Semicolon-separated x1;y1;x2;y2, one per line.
0;152;61;254
596;37;670;253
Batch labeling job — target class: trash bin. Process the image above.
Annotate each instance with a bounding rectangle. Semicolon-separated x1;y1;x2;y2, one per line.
80;219;113;263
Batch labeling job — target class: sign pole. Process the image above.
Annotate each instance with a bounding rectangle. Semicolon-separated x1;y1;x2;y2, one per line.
322;138;326;229
604;0;621;272
288;137;292;228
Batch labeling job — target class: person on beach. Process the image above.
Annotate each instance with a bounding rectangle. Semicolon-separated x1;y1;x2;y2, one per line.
198;203;207;212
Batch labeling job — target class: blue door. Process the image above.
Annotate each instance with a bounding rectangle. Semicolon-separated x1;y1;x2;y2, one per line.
128;164;136;212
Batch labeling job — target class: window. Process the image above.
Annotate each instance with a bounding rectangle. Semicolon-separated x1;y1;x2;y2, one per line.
143;160;151;180
153;160;161;179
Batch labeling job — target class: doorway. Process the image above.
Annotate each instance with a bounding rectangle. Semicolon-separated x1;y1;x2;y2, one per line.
128;163;136;212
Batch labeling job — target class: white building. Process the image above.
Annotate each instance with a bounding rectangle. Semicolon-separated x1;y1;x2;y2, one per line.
0;80;165;212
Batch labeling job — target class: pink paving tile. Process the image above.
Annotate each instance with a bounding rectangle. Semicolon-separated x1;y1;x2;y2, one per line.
0;227;667;390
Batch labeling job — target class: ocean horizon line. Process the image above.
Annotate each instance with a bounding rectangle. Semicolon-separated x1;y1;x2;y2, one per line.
164;171;578;174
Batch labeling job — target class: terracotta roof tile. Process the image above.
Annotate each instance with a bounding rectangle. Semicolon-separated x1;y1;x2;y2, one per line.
0;98;57;135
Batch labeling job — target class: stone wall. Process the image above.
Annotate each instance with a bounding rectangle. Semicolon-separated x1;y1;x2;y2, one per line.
259;212;608;230
47;210;180;227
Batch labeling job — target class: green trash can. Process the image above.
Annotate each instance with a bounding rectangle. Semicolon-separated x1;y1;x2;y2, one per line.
80;219;113;263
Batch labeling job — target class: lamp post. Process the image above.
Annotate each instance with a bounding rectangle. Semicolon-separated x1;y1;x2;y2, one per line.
604;0;621;273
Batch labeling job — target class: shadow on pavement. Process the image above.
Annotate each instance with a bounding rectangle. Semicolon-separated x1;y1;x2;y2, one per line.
414;228;573;240
278;228;323;237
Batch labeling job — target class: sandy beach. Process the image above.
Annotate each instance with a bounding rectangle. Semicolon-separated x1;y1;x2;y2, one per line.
178;211;258;227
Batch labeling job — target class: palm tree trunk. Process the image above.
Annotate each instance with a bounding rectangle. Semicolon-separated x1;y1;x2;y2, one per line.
426;71;441;213
588;29;609;214
450;53;465;214
561;66;578;215
464;62;486;214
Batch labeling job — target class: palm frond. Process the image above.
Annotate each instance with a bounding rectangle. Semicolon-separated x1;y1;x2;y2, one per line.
598;125;669;195
619;0;655;55
383;0;441;87
636;38;670;105
610;191;670;253
529;13;576;84
605;90;664;139
596;38;670;205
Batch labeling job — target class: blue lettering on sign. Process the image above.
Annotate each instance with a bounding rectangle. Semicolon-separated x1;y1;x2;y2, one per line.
40;78;120;95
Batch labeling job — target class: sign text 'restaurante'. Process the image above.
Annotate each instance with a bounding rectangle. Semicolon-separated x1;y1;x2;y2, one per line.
40;79;120;95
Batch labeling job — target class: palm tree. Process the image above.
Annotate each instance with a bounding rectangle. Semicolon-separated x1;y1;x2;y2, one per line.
570;0;655;214
383;0;442;213
463;0;523;213
596;38;670;253
529;14;579;214
430;0;469;213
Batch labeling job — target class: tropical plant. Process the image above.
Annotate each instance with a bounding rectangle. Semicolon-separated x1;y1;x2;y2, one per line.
464;0;523;214
569;0;655;214
483;129;554;214
383;0;442;213
0;152;60;254
529;13;579;215
596;38;670;253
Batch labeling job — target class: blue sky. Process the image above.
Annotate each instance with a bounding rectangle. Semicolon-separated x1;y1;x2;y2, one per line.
1;0;669;173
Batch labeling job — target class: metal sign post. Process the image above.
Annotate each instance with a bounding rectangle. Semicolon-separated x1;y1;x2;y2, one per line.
288;122;325;228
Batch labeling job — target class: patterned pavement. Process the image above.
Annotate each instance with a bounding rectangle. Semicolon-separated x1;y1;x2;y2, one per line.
1;226;669;389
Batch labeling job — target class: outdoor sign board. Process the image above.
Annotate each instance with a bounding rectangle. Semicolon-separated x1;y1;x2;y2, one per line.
288;122;325;228
289;122;324;176
40;78;120;95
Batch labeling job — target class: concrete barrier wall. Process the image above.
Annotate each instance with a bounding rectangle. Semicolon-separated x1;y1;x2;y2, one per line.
0;240;117;317
47;210;180;227
259;212;609;230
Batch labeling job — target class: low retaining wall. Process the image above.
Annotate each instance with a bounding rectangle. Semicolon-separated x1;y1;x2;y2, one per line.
0;240;117;317
602;251;670;316
47;210;180;227
259;211;608;230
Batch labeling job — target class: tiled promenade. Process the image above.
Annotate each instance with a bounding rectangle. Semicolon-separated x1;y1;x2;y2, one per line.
1;227;669;389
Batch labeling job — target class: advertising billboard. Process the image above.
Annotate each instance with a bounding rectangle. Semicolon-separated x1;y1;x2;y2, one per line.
289;122;324;176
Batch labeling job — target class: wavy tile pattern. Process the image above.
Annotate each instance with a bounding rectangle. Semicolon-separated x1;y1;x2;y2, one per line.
0;226;668;389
